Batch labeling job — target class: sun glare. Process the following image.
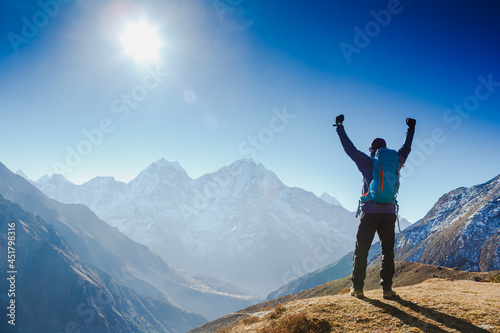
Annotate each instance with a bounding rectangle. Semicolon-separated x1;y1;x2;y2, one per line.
121;21;162;63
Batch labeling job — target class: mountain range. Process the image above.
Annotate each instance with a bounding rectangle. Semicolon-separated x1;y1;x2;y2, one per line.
266;174;500;300
2;157;498;331
0;194;206;333
0;162;256;322
31;158;366;297
391;174;500;270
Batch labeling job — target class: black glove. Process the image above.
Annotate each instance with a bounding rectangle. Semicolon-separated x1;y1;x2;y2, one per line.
333;114;344;127
406;118;416;128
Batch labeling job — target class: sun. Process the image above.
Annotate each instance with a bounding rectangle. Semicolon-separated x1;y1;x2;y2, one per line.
120;21;163;63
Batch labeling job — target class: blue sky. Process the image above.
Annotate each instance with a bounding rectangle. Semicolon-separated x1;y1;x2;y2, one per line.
1;0;499;221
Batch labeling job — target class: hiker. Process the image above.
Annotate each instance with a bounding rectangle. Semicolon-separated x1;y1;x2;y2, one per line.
334;114;415;299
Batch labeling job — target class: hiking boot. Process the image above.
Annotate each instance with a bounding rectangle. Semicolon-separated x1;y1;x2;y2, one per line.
383;289;400;300
350;287;364;298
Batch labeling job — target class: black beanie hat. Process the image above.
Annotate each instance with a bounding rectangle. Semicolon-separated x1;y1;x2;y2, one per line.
370;138;386;151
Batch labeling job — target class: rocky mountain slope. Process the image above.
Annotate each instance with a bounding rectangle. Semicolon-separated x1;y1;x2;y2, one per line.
0;195;205;333
389;174;500;271
33;158;360;296
268;174;500;301
0;162;256;321
190;262;500;333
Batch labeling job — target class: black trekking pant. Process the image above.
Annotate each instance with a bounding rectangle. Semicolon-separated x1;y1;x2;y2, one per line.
351;212;396;291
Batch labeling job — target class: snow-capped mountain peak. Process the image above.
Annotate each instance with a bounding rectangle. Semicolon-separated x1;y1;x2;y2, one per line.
152;158;185;172
35;174;75;187
146;158;189;176
319;193;343;207
222;158;259;177
33;157;360;296
225;159;283;185
52;173;72;182
83;176;117;184
15;169;30;181
132;158;191;188
35;173;71;184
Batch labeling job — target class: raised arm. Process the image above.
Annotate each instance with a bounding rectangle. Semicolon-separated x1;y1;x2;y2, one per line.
398;118;416;166
334;115;371;169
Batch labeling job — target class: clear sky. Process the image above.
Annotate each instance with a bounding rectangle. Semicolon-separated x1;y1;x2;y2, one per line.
1;0;499;222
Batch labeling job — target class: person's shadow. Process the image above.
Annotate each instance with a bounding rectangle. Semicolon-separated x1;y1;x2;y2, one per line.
360;296;490;333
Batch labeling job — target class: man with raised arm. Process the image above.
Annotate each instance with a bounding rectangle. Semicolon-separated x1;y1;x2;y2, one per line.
334;114;415;299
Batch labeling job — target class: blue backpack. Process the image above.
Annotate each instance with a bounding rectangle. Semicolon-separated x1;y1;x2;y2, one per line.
360;148;400;205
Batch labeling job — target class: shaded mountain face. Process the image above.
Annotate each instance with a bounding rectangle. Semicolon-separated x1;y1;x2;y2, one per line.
0;162;256;321
34;158;359;296
391;175;500;271
0;195;205;333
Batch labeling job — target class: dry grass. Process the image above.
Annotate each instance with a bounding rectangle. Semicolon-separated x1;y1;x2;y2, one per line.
260;313;331;333
293;262;500;301
488;274;500;283
191;263;499;333
218;279;500;333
